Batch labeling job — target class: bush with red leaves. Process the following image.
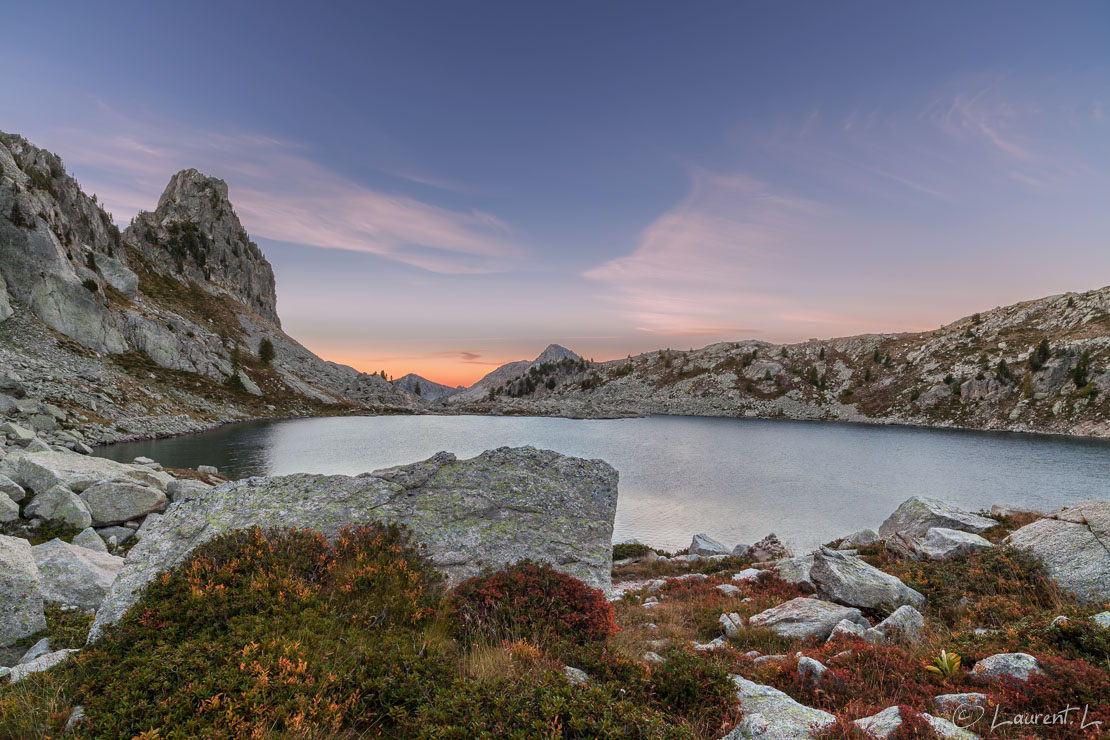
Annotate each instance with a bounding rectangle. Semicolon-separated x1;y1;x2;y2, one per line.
450;560;617;646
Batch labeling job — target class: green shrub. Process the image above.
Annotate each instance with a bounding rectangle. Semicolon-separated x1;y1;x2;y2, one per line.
81;278;98;293
258;337;275;365
450;560;617;646
614;542;655;560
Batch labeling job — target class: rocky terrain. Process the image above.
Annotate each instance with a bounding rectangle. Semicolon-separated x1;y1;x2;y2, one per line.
449;294;1110;437
0;131;418;448
0;429;1108;737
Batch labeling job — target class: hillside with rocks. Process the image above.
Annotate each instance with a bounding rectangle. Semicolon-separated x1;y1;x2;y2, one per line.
446;343;589;405
391;372;463;401
0;131;418;446
451;292;1110;436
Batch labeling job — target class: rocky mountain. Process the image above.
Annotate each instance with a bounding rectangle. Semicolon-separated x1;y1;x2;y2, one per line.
447;343;586;404
451;290;1110;436
0;131;417;445
391;373;463;402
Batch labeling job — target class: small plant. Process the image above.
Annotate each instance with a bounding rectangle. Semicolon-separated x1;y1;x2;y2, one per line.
258;337;275;365
924;649;961;679
82;278;99;293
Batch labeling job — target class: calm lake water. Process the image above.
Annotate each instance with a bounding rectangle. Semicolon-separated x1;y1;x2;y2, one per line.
96;415;1110;552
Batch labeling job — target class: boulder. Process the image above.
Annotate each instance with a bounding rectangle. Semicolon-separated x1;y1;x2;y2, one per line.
838;529;879;549
166;477;213;502
0;534;46;646
810;547;925;610
0;491;17;522
796;656;827;686
689;532;729;556
7;649;79;683
79;480;167;526
1;422;36;445
14;451;157;493
749;533;790;561
719;612;744;638
970;652;1042;683
91;447;618;640
95;253;139;297
96;525;134;545
18;637;51;665
197;465;219;475
1006;499;1110;603
869;605;924;642
720;676;836;739
716;584;742;597
769;554;816;592
933;692;991;716
915;528;994;561
748;597;869;640
72;527;109;553
731;543;751;558
1092;612;1110;629
0;472;26;503
854;706;977;740
732;568;763;583
134;512;163;541
24;485;93;529
31;538;125;611
879;497;995;540
826;618;867;642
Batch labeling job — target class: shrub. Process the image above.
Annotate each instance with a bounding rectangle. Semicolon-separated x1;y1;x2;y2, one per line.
614;542;655;560
81;278;98;293
647;649;736;729
450;560;617;646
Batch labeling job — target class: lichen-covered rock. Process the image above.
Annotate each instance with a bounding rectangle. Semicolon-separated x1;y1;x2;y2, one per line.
869;605;925;642
720;675;836;738
31;538;124;611
24;484;93;529
719;612;744;637
811;547;925;610
0;472;26;503
1092;612;1110;629
933;692;991;716
879;497;995;540
689;532;729;556
826;618;867;642
72;527;109;553
768;554;816;592
90;447;617;640
838;529;879;549
854;706;978;739
79;480;166;526
166;478;213;502
1006;499;1110;603
0;534;46;646
970;652;1042;683
0;490;17;522
14;451;153;493
915;527;994;561
7;648;79;683
748;597;869;640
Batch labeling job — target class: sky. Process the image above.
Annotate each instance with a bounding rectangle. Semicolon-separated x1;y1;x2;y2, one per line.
3;1;1109;386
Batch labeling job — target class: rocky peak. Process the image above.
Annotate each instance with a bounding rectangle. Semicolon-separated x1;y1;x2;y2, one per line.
125;169;280;326
534;344;580;365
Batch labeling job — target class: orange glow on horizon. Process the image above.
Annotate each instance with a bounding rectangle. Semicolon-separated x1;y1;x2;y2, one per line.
321;352;502;389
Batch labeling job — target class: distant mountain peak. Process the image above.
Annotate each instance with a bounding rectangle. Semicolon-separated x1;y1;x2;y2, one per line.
534;344;580;364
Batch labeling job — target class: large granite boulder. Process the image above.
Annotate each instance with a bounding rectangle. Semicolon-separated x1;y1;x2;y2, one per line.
915;528;994;561
90;447;618;640
970;652;1042;683
689;532;729;556
79;480;167;526
24;485;93;529
879;497;995;540
14;451;155;493
31;538;125;611
721;676;836;739
0;491;17;522
0;472;26;502
747;597;869;640
0;534;46;646
810;547;925;610
1006;500;1110;603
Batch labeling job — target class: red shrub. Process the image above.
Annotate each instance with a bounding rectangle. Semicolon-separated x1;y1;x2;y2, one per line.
450;560;617;645
983;655;1110;738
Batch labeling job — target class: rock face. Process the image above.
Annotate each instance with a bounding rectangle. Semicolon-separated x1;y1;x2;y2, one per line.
31;538;125;610
91;447;618;640
879;497;996;540
721;676;836;739
748;597;869;640
126;169;279;325
1006;499;1110;603
0;534;46;646
810;547;925;610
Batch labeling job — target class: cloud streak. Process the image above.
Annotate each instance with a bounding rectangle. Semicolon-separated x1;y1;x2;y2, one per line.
33;108;523;274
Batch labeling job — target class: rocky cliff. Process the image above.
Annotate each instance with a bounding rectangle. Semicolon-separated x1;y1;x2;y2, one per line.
0;131;416;445
452;291;1110;436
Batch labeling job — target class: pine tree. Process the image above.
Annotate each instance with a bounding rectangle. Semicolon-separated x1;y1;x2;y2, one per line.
259;338;275;365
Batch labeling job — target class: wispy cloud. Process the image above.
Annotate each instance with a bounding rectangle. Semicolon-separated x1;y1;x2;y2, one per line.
31;107;523;274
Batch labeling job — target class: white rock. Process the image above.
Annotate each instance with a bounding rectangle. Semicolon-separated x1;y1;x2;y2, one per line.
72;527;109;553
0;472;26;503
31;538;125;611
24;485;92;529
18;637;51;665
826;618;867;643
839;529;879;549
732;568;763;583
870;605;925;642
716;583;742;597
563;666;589;684
720;676;835;739
0;490;17;522
970;653;1042;683
7;649;79;682
1006;499;1110;604
748;597;869;640
79;480;166;526
879;496;996;539
0;534;45;646
854;705;978;739
811;547;925;610
1092;611;1110;629
719;612;744;638
915;528;994;560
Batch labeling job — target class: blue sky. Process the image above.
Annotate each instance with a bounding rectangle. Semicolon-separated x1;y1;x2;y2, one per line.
3;1;1109;384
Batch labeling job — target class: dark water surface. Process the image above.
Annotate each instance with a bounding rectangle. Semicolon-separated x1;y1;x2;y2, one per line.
96;415;1110;552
